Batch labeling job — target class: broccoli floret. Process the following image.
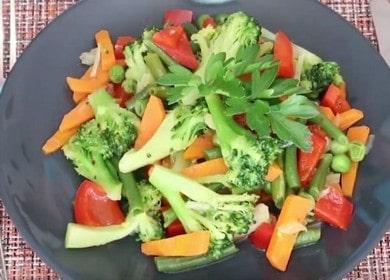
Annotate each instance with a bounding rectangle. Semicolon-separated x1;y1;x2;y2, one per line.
301;61;344;96
192;12;261;80
124;41;155;93
149;165;258;257
205;94;283;193
119;103;207;173
137;180;162;216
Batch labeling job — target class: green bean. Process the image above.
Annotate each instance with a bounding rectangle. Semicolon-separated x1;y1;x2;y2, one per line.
295;226;321;248
144;53;167;79
272;161;286;208
144;39;177;67
154;245;238;273
311;112;349;144
150;86;168;100
182;22;199;37
308;154;333;200
205;147;222;160
285;146;300;189
162;208;178;228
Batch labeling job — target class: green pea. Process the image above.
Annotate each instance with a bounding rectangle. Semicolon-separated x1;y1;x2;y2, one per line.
330;140;349;154
331;154;352;173
109;64;125;84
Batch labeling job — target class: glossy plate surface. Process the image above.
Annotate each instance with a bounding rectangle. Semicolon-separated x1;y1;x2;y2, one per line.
0;0;389;279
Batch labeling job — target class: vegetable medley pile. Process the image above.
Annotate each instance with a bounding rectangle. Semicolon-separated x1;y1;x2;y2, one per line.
42;9;371;273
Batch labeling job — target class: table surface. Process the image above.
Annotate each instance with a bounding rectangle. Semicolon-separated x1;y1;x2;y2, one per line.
0;0;389;279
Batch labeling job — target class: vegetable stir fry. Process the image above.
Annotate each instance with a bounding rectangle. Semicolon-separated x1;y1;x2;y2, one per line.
42;9;371;273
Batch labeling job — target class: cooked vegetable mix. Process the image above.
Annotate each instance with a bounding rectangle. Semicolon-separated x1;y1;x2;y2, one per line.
43;9;371;273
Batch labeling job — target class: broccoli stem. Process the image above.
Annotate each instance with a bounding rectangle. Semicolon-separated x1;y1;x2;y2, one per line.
154;244;239;273
271;154;286;209
162;208;178;228
308;154;333;200
118;172;143;214
311;112;348;144
143;39;177;67
294;225;321;248
284;146;301;189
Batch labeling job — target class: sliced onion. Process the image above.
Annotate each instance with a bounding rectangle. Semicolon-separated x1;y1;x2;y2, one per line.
326;173;341;186
90;44;101;78
79;47;98;66
365;134;375;155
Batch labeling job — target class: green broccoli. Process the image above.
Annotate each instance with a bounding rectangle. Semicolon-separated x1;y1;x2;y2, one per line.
205;94;283;192
149;165;258;257
137;180;162;216
65;172;163;248
62;90;139;200
119;102;207;173
192;11;261;80
124;41;155;93
301;61;344;96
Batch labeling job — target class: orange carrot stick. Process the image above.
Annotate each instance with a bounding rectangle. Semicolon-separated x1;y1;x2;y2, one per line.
141;231;210;257
42;127;78;154
181;158;228;179
95;30;116;71
341;126;370;197
134;95;166;149
337;109;364;131
265;163;282;182
182;133;214;160
59;99;94;131
72;66;93;103
66;70;109;93
266;195;313;271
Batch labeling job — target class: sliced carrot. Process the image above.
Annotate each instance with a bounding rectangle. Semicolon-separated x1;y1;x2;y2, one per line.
182;133;214;160
66;70;109;93
59;99;94;131
134;95;166;149
266;195;313;271
95;30;116;71
338;82;347;99
319;106;335;122
42;128;78;154
141;231;210;257
265;163;282;182
336;109;364;131
181;158;228;179
72;66;93;103
341;126;370;197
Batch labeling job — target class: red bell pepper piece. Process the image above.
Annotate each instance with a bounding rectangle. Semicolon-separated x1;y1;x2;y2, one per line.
315;187;353;230
321;84;351;114
106;83;132;108
307;124;328;139
153;26;199;70
298;126;327;186
166;219;186;237
249;222;276;250
164;9;193;26
203;16;217;28
114;36;135;59
274;31;294;78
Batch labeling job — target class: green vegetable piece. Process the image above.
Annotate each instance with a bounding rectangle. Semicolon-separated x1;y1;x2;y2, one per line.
349;141;366;162
109;64;125;84
331;154;351;173
295;225;321;248
182;22;199;37
205;147;222;160
330;140;349;154
285;146;300;189
143;39;177;67
311;111;349;144
308;154;333;200
154;244;239;273
271;171;286;209
144;52;167;79
150;86;168;100
122;79;134;93
163;208;178;228
215;13;229;24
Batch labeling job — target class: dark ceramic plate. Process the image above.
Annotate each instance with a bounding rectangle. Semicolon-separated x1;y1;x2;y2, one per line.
1;0;390;279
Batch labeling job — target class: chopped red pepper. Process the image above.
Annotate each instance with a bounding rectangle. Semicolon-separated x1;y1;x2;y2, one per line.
153;26;199;70
114;36;135;59
106;83;131;108
249;222;276;250
203;16;217;28
233;114;247;128
274;31;294;78
315;187;353;230
166;219;186;237
321;84;351;114
298;127;327;186
307;124;328;139
164;9;193;26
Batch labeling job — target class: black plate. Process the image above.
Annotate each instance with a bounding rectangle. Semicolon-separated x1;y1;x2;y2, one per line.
1;0;390;279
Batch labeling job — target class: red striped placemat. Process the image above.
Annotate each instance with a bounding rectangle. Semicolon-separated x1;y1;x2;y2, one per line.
0;0;388;279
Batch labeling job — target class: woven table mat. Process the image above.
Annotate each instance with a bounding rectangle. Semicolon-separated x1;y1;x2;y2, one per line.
0;0;388;279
